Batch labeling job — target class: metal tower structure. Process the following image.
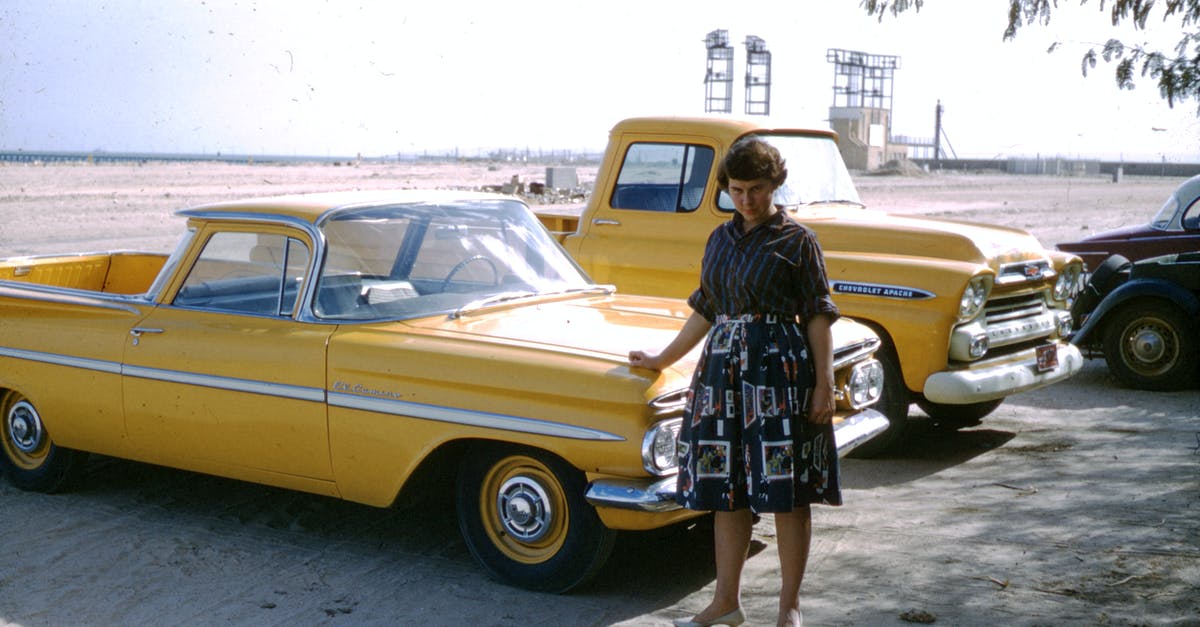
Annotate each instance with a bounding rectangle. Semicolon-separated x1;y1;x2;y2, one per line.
703;30;734;114
743;35;771;115
826;48;900;110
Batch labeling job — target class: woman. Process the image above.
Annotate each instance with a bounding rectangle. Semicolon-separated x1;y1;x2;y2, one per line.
629;137;840;627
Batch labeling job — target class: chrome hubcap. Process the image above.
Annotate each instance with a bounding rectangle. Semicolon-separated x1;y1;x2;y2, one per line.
1129;327;1167;364
497;476;553;542
7;401;43;454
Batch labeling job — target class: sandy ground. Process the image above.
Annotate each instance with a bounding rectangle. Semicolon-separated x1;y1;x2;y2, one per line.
1;161;1198;626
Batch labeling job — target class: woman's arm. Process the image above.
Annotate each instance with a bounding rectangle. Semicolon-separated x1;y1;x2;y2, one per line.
628;311;712;371
806;312;836;425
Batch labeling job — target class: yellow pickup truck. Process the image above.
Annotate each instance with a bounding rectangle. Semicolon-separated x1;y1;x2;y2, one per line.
536;116;1085;455
0;188;887;591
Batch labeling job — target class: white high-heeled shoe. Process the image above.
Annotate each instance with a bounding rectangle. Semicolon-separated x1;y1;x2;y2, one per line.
672;606;746;627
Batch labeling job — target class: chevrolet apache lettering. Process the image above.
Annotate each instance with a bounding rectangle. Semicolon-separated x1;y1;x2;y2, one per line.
535;117;1085;455
0;189;888;592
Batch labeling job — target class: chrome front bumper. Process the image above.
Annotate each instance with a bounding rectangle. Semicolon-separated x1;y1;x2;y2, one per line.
923;342;1083;404
584;408;890;512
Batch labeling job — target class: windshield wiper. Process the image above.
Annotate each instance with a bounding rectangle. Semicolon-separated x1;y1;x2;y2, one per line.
449;285;615;319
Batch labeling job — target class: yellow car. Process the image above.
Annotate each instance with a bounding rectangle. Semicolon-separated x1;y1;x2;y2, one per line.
0;189;886;591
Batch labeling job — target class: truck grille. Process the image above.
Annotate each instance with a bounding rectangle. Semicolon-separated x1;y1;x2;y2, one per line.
983;293;1054;349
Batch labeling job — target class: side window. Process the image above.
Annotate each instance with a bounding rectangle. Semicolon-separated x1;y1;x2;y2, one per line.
174;231;310;317
1183;198;1200;230
611;143;714;213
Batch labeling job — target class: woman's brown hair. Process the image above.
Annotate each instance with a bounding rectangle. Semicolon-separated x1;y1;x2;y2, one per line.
717;137;788;190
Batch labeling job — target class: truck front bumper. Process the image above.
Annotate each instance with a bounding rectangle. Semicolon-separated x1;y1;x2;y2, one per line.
923;341;1083;404
584;408;890;512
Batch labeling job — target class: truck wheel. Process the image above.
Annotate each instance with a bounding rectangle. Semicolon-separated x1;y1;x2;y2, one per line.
0;391;85;493
455;444;616;593
1102;300;1199;391
915;398;1004;428
848;342;910;458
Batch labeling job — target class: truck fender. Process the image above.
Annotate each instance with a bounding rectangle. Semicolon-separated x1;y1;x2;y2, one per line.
1071;278;1200;346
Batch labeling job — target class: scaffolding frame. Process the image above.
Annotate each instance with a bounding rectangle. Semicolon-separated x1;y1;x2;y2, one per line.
704;30;734;114
826;48;900;110
743;35;771;115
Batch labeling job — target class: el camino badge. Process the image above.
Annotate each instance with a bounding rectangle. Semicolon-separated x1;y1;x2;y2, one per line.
831;281;935;300
332;380;404;400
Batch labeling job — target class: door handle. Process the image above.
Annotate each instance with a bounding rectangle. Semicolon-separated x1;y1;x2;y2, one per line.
130;327;164;346
592;219;620;226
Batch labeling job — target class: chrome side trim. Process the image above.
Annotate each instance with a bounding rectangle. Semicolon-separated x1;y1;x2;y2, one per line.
0;282;146;314
328;392;625;442
0;346;123;374
832;336;882;370
121;365;326;402
2;343;622;442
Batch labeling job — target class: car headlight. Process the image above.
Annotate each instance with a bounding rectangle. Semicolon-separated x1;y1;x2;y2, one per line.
845;358;884;409
642;418;681;476
1054;264;1083;302
958;275;992;321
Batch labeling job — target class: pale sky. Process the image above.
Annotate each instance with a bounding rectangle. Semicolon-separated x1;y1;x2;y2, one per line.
1;0;1197;161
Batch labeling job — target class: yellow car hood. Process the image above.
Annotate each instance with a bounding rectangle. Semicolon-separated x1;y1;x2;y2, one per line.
402;293;702;378
795;205;1049;268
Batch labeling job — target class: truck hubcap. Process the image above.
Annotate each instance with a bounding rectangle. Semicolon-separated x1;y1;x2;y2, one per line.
6;401;43;454
497;476;553;542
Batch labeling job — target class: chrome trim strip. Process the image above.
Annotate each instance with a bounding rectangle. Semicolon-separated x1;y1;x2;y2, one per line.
121;365;326;402
0;283;146;314
328;392;625;441
0;346;123;374
2;343;620;441
832;336;882;370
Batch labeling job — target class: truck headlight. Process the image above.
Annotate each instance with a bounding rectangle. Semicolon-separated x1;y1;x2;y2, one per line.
845;359;884;409
1055;310;1073;337
958;275;992;321
1054;264;1083;302
642;418;681;476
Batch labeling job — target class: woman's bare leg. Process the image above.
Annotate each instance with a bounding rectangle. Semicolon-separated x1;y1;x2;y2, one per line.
774;506;812;626
690;509;753;622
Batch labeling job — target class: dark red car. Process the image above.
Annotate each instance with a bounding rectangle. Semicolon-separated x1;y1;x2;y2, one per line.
1057;174;1200;271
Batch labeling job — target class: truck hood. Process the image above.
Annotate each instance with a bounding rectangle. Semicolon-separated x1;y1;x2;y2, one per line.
403;293;702;379
793;205;1050;268
401;292;878;379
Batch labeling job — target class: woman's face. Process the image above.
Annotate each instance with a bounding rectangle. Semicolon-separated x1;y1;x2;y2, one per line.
726;177;778;229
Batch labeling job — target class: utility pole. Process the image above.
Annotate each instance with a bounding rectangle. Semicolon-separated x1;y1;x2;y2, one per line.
933;100;944;168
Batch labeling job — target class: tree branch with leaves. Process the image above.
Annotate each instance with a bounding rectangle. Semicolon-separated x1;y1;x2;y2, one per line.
862;0;1200;108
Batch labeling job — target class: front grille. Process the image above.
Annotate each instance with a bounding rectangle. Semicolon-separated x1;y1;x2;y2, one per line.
985;293;1046;324
983;293;1054;349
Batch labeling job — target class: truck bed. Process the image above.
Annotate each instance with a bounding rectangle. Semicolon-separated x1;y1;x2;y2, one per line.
0;251;168;295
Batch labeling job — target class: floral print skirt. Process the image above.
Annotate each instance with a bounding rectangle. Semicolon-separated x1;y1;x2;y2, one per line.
675;314;842;513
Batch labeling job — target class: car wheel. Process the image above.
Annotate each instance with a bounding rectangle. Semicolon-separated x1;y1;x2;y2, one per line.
0;391;86;493
455;444;616;593
1102;300;1199;391
915;398;1004;428
848;341;910;458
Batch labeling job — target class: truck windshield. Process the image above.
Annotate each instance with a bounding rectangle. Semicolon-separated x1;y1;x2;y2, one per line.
717;133;861;210
313;199;593;320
